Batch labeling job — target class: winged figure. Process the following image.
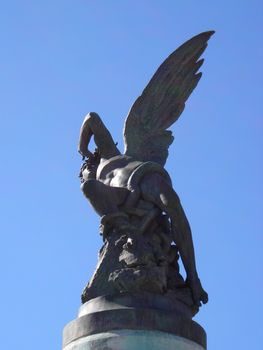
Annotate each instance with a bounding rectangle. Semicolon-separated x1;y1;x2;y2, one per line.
78;31;214;307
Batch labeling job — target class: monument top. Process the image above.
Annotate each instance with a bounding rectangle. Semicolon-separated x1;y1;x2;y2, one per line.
77;31;214;314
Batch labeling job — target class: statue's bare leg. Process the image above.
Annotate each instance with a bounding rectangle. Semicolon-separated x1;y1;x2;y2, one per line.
81;179;129;216
81;179;137;238
140;173;208;306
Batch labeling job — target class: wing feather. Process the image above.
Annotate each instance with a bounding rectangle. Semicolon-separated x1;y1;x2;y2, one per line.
123;31;214;166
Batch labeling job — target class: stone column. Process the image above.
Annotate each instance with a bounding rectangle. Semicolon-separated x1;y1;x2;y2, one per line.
62;294;206;350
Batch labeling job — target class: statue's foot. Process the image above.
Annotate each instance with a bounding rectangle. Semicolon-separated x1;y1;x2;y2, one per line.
187;277;208;307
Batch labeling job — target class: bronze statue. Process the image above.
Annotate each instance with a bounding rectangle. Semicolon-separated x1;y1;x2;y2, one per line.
78;31;214;312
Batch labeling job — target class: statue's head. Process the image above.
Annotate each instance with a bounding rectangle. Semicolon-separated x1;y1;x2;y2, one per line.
79;148;101;182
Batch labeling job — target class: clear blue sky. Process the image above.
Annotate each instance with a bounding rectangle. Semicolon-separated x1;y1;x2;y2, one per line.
0;1;262;349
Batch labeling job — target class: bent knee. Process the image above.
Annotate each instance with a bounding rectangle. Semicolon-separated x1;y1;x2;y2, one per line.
81;179;98;198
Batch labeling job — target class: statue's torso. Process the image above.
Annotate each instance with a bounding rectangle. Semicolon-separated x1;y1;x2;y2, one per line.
96;155;143;188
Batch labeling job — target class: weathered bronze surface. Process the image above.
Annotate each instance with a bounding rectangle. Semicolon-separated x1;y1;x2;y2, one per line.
78;31;214;316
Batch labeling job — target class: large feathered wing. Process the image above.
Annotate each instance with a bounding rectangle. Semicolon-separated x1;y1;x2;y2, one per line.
123;31;214;166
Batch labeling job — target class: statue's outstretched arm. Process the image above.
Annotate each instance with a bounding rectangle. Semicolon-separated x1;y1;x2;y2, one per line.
140;172;208;306
78;112;120;160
